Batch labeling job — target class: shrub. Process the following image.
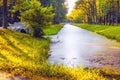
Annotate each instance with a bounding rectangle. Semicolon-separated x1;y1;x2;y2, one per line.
12;0;54;37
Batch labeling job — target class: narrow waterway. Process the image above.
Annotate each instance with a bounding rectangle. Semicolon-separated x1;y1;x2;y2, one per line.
48;24;120;68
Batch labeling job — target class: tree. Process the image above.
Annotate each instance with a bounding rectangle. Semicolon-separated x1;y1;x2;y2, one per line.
3;0;8;28
39;0;51;7
13;0;54;37
40;0;67;24
52;0;67;24
0;0;15;26
116;0;119;25
69;0;120;25
0;1;2;6
67;9;83;23
74;0;93;24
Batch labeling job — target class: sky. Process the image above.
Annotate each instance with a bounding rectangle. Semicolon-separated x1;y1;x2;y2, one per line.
66;0;77;15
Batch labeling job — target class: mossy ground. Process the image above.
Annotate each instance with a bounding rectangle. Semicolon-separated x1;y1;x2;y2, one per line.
0;24;120;80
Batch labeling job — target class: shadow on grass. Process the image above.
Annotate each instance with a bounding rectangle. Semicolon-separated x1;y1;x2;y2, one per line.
1;35;32;60
100;71;120;80
6;29;32;48
0;53;8;61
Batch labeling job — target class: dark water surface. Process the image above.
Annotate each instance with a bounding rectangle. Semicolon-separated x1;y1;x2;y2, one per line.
48;24;120;68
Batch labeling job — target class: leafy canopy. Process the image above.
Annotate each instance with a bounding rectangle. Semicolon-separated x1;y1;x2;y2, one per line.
20;0;54;28
12;0;54;37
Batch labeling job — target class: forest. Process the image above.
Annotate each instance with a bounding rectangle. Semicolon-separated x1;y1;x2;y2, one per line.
0;0;67;37
1;0;120;80
67;0;120;25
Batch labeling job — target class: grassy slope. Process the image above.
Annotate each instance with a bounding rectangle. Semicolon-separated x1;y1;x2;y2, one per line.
0;24;119;80
74;24;120;42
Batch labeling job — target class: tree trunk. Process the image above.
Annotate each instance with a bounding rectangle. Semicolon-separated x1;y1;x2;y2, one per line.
116;0;119;25
3;0;8;28
8;0;15;24
94;0;98;24
33;27;43;37
91;0;95;23
99;17;102;24
111;0;114;25
103;16;105;25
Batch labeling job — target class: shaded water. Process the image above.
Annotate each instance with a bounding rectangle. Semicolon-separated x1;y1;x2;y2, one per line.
48;24;120;68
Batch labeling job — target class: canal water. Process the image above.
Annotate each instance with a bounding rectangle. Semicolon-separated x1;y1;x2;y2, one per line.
48;24;120;68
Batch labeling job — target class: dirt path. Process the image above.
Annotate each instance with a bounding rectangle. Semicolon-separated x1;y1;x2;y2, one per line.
0;72;29;80
0;72;9;80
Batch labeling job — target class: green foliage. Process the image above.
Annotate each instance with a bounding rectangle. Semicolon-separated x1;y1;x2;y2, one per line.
67;9;83;23
40;0;51;7
12;0;54;37
70;0;120;25
98;0;110;17
50;0;67;24
74;24;120;41
39;0;67;24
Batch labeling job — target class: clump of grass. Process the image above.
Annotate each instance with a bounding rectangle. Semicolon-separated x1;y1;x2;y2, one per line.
0;25;119;80
74;24;120;41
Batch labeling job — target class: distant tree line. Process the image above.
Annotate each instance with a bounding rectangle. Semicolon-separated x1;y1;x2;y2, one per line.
0;0;67;27
40;0;67;24
68;0;120;25
0;0;67;37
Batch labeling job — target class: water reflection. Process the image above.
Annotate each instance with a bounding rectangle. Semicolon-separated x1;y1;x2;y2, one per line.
48;24;120;68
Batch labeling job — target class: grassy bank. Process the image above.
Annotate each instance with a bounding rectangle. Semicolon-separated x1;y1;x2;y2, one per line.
74;24;120;42
43;24;64;35
0;24;119;80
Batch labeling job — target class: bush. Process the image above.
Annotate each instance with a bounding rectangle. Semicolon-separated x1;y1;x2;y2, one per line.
12;0;54;37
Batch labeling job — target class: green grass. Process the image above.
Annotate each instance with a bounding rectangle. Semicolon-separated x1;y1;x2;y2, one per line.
0;24;120;80
74;24;120;41
43;24;64;35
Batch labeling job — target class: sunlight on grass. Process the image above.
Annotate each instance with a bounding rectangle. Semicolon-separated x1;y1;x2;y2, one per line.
74;24;120;42
0;25;119;79
43;24;64;35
